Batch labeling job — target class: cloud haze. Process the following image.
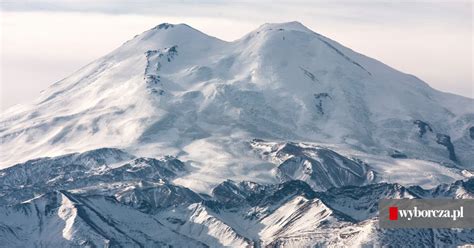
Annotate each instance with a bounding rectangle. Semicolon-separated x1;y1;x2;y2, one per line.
1;1;472;110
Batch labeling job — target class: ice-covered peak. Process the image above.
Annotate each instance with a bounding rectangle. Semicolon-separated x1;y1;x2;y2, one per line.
256;21;313;33
113;22;226;58
238;21;316;45
144;22;210;38
152;23;177;30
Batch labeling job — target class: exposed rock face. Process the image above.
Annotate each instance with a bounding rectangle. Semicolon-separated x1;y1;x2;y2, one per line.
408;178;474;199
413;120;433;138
470;126;474;140
390;150;408;158
300;66;318;82
144;45;178;95
317;183;420;221
411;120;462;163
212;180;317;210
251;141;375;191
313;92;332;115
154;23;174;30
0;148;185;205
436;133;458;162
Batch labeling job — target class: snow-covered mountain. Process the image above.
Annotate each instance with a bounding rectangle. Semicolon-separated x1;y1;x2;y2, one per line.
2;149;470;248
1;22;473;171
0;148;473;247
0;21;473;247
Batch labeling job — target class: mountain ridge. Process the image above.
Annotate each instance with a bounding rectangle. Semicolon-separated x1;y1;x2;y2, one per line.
1;147;473;247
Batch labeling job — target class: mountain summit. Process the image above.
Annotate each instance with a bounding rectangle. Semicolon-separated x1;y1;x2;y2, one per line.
1;22;473;190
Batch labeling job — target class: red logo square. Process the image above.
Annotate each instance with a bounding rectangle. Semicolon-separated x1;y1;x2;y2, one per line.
389;206;398;220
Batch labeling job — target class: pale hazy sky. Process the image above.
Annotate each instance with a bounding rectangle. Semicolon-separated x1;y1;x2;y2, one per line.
1;1;473;110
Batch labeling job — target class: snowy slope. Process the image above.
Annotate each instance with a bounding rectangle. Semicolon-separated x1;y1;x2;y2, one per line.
1;22;472;175
250;139;466;191
0;21;473;247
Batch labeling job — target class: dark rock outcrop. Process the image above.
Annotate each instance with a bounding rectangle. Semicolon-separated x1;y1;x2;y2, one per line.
413;120;433;138
273;142;374;191
0;149;185;205
390;150;407;159
436;133;457;162
314;93;331;115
